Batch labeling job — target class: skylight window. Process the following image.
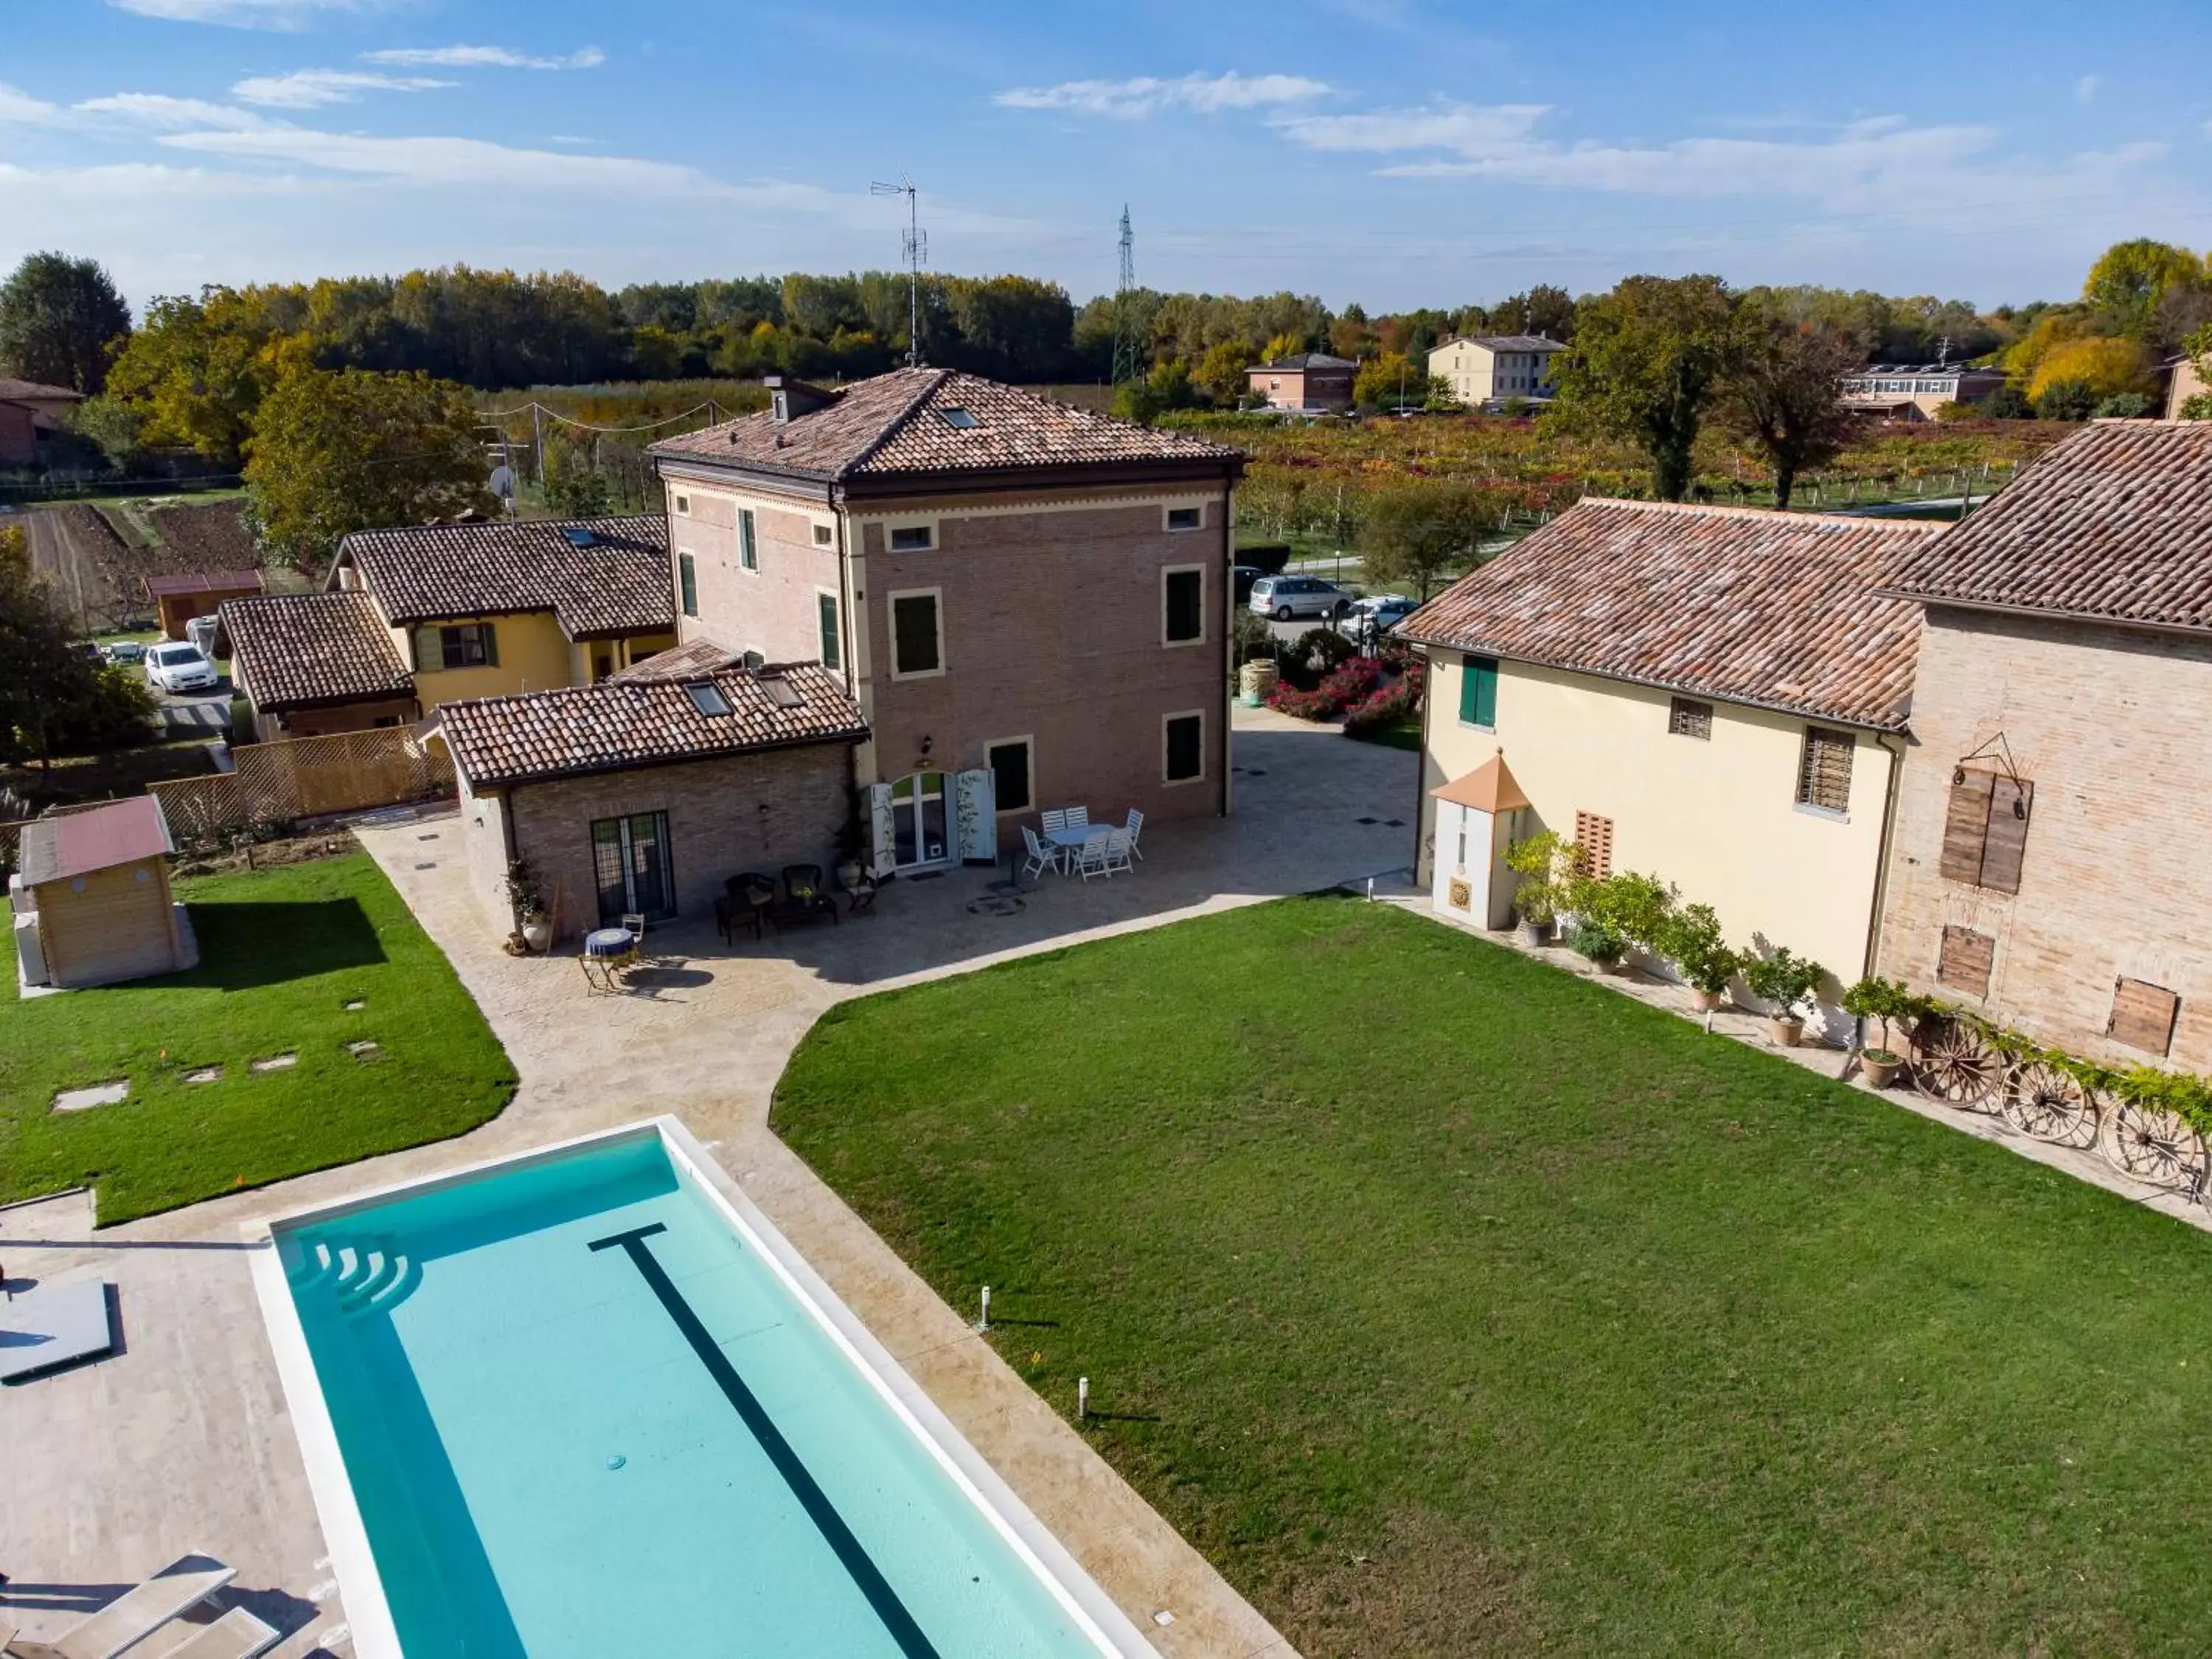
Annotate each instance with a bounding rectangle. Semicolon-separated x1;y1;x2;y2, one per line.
561;526;597;548
762;678;804;709
684;683;732;717
936;407;980;429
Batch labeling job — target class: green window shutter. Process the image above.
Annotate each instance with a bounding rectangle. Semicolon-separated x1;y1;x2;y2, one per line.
481;625;498;668
740;509;757;569
1458;655;1498;726
412;627;440;672
818;591;841;670
679;553;698;617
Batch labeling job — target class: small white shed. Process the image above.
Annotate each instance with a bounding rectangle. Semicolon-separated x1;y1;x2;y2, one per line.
1429;751;1531;930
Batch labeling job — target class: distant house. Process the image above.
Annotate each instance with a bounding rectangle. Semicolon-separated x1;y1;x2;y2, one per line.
2164;354;2208;419
438;655;868;937
223;515;676;740
1246;353;1357;413
144;568;265;641
0;378;83;467
1873;420;2212;1071
1399;498;1940;1032
1425;335;1562;408
1839;363;2005;421
9;796;196;990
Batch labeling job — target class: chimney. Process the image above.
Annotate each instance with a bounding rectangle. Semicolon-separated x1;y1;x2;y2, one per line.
765;375;835;425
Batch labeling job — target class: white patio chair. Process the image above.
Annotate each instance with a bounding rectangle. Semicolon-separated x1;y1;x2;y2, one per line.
5;1554;237;1659
1100;828;1135;877
1020;824;1061;880
1074;830;1114;881
1064;804;1091;831
1121;807;1145;860
1040;807;1068;835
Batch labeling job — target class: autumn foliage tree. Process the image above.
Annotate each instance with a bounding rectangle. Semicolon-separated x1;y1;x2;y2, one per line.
1357;481;1492;600
243;361;495;568
1718;316;1862;509
0;251;132;394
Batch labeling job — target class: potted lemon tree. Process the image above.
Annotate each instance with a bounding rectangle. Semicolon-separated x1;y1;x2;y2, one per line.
1655;902;1739;1012
1841;975;1919;1088
1741;947;1826;1047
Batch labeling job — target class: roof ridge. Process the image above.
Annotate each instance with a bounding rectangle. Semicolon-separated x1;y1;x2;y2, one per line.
1576;495;1944;534
836;366;954;480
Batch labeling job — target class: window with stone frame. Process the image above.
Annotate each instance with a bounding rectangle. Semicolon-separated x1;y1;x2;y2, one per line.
1668;697;1713;740
1795;726;1854;814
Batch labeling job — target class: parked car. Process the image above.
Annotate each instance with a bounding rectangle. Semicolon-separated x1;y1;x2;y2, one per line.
1233;565;1267;605
145;641;219;694
1337;594;1420;644
1248;574;1351;622
102;639;148;667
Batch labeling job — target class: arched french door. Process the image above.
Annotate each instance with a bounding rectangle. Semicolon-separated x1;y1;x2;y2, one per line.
889;771;949;870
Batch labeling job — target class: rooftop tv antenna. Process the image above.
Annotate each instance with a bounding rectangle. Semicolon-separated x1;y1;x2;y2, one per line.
1111;204;1142;387
871;173;926;367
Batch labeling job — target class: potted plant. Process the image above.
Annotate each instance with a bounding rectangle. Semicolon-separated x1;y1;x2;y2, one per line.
1841;975;1916;1087
1503;830;1579;947
1568;918;1626;972
1655;902;1739;1012
504;857;551;953
1741;947;1826;1046
835;796;869;890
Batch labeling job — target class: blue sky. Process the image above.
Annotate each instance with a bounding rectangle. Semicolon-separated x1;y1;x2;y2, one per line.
3;0;2208;315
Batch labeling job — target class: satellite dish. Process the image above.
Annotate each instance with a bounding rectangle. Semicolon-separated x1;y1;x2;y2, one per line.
490;465;515;499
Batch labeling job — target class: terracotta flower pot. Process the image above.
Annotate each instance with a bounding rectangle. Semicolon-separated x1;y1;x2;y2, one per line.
1767;1015;1804;1048
1688;987;1724;1012
1858;1049;1903;1088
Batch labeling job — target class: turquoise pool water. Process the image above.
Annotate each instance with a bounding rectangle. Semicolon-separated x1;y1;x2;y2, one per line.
279;1134;1107;1658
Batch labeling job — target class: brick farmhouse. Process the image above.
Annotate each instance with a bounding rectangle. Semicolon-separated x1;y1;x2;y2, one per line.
648;369;1244;877
1874;420;2212;1071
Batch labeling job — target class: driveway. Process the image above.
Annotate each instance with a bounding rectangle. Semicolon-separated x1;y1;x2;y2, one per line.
1;705;1413;1659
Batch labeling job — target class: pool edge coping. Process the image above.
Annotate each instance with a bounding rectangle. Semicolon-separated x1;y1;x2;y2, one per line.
243;1116;1164;1659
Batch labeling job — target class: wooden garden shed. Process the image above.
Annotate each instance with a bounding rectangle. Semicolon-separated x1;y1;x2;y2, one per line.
145;568;265;640
8;796;196;990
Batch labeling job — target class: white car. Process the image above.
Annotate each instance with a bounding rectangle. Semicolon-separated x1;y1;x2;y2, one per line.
1336;594;1419;642
146;641;220;694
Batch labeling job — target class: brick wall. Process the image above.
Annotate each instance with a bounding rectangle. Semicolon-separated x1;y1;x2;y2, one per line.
1878;605;2212;1070
667;480;839;662
492;741;852;939
856;491;1230;823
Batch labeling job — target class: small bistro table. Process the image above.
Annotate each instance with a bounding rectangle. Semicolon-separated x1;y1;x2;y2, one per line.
580;925;637;995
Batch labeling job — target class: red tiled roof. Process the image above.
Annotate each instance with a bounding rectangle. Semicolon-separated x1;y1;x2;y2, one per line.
335;516;672;639
18;796;173;886
143;568;264;598
0;378;82;403
438;661;866;787
649;368;1241;483
1878;421;2212;633
221;591;413;710
1399;497;1940;731
609;638;746;682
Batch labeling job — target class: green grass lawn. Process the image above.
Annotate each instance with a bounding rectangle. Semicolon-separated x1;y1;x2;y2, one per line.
1;852;515;1224
776;897;2212;1657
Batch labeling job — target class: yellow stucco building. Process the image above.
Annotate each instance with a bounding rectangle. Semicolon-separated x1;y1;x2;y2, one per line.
1401;498;1941;1035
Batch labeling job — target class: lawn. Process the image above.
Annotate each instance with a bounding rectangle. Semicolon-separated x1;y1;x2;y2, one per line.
1;851;515;1224
776;897;2212;1657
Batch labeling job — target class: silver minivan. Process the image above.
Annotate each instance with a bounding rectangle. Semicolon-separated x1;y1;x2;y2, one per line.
1248;574;1350;622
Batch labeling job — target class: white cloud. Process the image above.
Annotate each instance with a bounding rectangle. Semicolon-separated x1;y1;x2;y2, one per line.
2076;74;2101;104
1273;100;2166;218
105;0;380;27
232;69;453;108
0;82;63;124
361;44;605;70
153;125;760;197
995;71;1330;119
74;92;271;131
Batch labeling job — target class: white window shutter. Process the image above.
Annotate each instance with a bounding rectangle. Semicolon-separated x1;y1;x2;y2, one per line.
866;782;895;877
953;768;996;865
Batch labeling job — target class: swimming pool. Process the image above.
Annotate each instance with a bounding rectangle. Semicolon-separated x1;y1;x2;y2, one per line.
249;1121;1156;1659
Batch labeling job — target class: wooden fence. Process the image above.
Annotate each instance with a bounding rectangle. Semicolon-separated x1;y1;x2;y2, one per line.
150;726;454;846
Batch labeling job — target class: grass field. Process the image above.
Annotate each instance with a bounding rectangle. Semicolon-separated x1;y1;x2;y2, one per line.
1;852;515;1224
776;897;2212;1656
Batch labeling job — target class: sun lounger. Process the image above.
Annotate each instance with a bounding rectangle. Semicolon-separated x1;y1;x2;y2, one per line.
145;1607;281;1659
4;1554;236;1659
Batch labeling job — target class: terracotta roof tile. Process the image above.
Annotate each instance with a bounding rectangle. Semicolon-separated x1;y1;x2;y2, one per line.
438;661;866;787
220;591;413;710
1879;421;2212;633
650;368;1240;482
1399;498;1940;731
143;568;263;598
608;638;746;682
336;515;672;639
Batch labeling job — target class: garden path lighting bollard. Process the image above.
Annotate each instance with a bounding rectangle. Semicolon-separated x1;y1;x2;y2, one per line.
1078;1377;1089;1420
976;1285;990;1332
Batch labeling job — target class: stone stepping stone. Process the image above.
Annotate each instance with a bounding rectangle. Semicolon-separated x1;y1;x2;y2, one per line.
343;999;366;1012
52;1080;128;1113
346;1040;382;1060
183;1066;222;1084
250;1052;298;1073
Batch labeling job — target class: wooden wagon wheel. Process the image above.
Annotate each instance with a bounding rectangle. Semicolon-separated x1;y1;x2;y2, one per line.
1999;1059;2102;1149
2101;1099;2208;1193
1908;1017;2003;1110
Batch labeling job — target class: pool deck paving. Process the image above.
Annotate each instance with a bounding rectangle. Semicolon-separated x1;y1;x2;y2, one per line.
3;706;1419;1659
